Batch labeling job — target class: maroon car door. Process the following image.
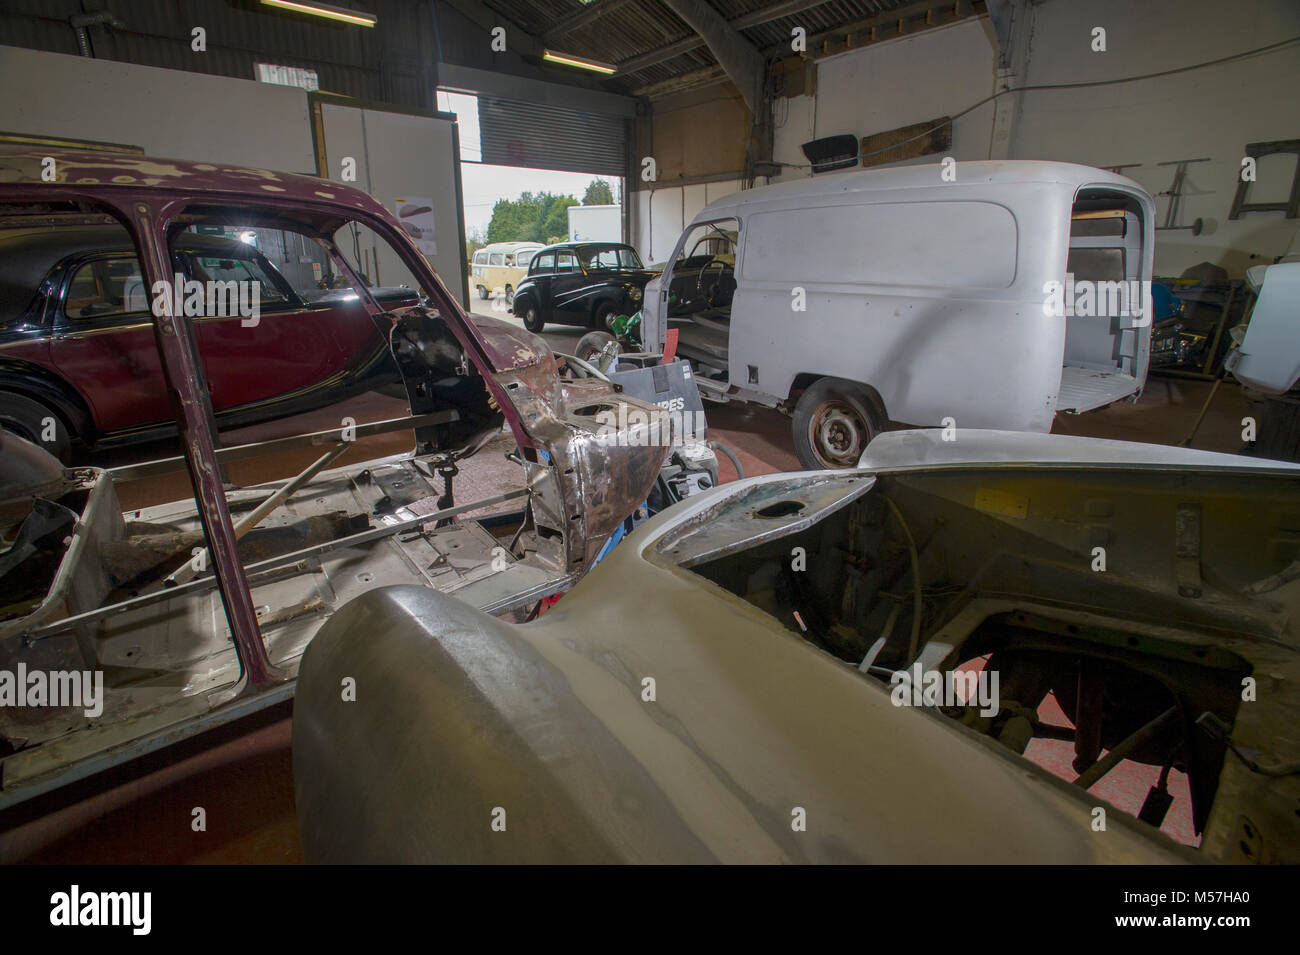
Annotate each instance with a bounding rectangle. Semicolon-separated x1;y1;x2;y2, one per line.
181;245;378;414
46;253;170;434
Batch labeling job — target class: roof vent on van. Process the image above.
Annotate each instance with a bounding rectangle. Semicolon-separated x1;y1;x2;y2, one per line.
801;134;859;174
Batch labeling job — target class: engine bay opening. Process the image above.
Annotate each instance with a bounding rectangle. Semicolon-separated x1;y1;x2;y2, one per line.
677;468;1300;857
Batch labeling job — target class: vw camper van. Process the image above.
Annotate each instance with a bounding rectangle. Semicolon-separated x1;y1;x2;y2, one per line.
471;241;545;305
641;161;1157;469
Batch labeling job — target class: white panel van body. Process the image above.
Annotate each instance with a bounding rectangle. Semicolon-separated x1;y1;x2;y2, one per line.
641;161;1156;468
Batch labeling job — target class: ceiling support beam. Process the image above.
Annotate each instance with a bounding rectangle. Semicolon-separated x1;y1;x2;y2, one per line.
440;0;544;57
982;0;1031;159
632;63;728;98
761;0;987;59
616;0;835;77
649;0;765;111
543;0;635;43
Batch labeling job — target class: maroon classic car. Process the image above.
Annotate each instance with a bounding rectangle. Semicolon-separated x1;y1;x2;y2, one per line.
0;217;414;460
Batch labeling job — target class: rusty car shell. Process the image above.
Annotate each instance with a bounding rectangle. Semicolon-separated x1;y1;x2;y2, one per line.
293;430;1300;863
0;149;669;805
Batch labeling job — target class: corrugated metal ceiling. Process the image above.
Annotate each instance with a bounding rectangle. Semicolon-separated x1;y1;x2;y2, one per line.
0;0;434;108
479;0;962;93
0;0;984;104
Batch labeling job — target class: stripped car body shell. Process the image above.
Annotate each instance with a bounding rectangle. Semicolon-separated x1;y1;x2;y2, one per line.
293;430;1300;863
0;149;670;804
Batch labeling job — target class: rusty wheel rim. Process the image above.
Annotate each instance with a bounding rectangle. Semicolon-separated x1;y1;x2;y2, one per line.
809;399;867;468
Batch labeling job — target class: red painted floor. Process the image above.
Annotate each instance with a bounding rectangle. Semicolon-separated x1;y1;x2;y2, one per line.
0;317;1248;861
0;704;301;864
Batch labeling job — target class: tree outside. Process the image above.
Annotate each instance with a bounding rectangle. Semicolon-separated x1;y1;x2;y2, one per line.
582;179;615;205
486;191;579;245
481;179;620;247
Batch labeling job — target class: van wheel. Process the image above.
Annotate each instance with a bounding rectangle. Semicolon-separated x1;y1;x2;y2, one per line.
476;285;488;300
792;379;882;470
521;304;545;333
0;392;73;462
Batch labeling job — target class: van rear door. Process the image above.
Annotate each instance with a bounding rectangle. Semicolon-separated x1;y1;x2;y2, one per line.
1056;188;1154;413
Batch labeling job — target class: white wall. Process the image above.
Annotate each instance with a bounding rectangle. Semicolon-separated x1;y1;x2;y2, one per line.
633;178;748;264
318;104;466;303
764;0;1300;278
772;17;996;172
0;44;468;301
0;45;315;171
1012;0;1300;276
630;19;1000;261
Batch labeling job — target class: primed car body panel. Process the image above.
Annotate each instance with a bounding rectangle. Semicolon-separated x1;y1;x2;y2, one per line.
1226;261;1300;394
294;582;1191;864
642;161;1155;431
292;430;1300;863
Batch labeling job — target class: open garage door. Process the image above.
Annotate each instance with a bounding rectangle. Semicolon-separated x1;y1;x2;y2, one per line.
477;96;627;176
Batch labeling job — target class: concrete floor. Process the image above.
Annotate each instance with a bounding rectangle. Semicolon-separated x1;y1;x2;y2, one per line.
0;300;1254;862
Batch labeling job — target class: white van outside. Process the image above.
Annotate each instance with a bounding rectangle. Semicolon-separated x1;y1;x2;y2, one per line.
471;241;545;305
641;160;1156;469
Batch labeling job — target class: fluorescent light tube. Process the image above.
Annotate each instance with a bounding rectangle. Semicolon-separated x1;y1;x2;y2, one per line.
543;50;616;75
260;1;377;27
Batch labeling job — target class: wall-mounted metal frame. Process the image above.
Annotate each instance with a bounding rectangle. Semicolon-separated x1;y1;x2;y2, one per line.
1228;139;1300;220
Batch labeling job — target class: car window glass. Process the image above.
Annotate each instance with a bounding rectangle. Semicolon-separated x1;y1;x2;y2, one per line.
517;250;536;268
489;253;504;266
584;247;642;270
556;252;580;272
532;253;555;273
63;257;147;322
231;227;330;302
175;226;306;309
186;253;291;307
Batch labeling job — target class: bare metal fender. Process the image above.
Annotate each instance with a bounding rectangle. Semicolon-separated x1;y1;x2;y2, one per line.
292;584;1193;864
292;585;714;863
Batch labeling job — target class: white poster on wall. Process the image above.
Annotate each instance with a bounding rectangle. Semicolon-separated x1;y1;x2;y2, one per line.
394;197;437;257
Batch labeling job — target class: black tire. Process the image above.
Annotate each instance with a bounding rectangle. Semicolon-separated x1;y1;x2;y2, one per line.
520;302;545;333
791;378;882;470
0;392;73;461
575;330;618;365
476;285;489;300
592;301;617;331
